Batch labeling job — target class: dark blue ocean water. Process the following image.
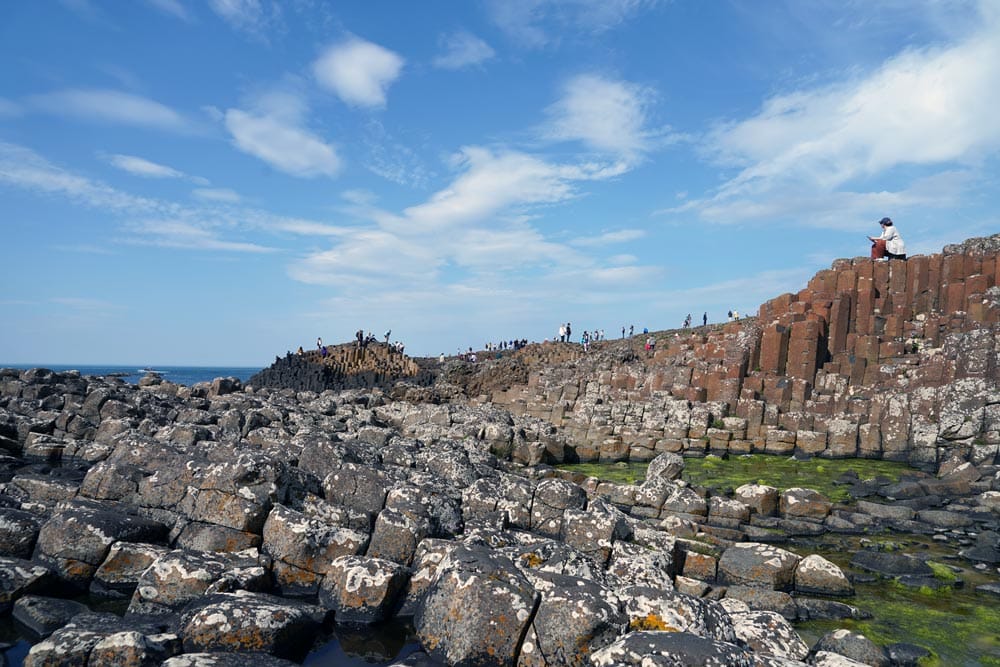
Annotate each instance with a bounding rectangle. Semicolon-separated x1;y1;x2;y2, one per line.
0;364;260;387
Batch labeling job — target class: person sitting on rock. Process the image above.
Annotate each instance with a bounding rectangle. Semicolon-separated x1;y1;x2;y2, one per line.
869;217;907;260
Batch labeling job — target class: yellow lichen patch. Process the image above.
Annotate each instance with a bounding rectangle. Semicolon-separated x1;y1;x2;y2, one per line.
629;614;679;632
520;553;544;568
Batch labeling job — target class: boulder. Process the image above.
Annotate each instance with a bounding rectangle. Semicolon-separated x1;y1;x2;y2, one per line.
162;653;300;667
734;484;779;516
179;590;324;660
529;478;586;538
518;570;625;667
849;551;933;579
415;545;538;667
0;556;57;613
560;499;631;566
729;609;808;660
34;506;168;590
12;595;89;639
778;488;832;519
793;554;853;596
0;507;43;559
718;542;801;591
90;630;183;666
318;555;408;623
621;586;736;642
812;629;889;667
92;542;170;598
127;549;264;615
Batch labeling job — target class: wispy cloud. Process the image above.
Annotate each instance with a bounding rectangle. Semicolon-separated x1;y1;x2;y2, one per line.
570;229;645;247
29;89;193;133
544;73;667;160
192;187;241;203
145;0;190;21
208;0;278;38
673;3;1000;227
224;108;341;178
0;141;334;253
433;31;496;69
489;0;660;48
313;37;404;108
123;220;276;253
105;154;184;179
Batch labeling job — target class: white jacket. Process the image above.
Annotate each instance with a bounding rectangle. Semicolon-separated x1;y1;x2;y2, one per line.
879;226;905;255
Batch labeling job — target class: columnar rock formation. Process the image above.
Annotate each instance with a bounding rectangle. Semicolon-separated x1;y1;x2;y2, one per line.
484;235;1000;468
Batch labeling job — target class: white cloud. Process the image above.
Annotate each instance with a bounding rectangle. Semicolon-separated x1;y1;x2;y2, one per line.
489;0;659;48
545;74;661;159
679;5;1000;227
224;108;342;178
145;0;190;20
30;89;191;132
433;31;496;69
124;220;275;253
192;187;241;203
107;154;185;179
313;37;404;108
0;142;163;213
571;229;646;247
209;0;273;37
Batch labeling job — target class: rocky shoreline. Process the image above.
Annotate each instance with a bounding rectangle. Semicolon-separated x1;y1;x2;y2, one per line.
0;366;997;666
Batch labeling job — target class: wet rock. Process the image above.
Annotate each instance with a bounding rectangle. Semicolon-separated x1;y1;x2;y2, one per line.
589;630;755;667
415;545;538;667
849;551;933;578
179;591;325;661
718;542;801;591
810;651;871;666
812;628;889;667
886;642;933;667
0;556;56;613
12;595;89;639
794;597;870;621
319;554;408;623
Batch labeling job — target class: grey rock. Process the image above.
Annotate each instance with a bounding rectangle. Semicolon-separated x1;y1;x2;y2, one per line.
812;629;889;667
318;554;408;623
415;544;538;667
12;594;89;639
590;630;755;667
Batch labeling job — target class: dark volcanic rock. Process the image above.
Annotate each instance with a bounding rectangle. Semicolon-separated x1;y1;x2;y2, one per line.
12;595;89;639
590;630;755;667
849;551;933;578
415;545;538;667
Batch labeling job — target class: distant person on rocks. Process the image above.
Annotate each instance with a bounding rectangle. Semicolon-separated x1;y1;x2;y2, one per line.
384;330;391;344
734;310;740;321
703;312;707;327
621;326;626;339
629;325;634;336
559;323;566;342
439;352;445;363
297;346;304;355
566;322;572;339
320;345;328;358
869;217;907;260
317;337;323;350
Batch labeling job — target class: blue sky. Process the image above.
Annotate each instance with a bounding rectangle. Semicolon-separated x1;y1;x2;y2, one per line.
1;0;998;366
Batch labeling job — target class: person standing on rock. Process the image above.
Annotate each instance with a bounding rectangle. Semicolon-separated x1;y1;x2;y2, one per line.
566;322;572;340
559;323;566;342
703;312;707;327
317;337;323;350
384;330;391;344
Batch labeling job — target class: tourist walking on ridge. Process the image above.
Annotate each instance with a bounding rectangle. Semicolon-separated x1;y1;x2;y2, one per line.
317;337;323;350
566;322;572;339
703;312;707;327
621;326;626;339
559;323;566;342
629;325;634;336
869;217;907;260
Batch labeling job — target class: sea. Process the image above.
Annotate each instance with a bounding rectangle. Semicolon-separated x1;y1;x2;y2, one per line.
0;364;261;386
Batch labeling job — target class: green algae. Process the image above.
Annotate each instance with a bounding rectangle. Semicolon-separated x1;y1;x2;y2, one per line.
795;535;1000;667
558;454;914;502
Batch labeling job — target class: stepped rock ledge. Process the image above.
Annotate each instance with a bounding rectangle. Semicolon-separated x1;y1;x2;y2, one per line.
0;234;997;666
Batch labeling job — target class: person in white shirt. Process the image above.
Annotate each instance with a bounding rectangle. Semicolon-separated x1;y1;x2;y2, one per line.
869;217;906;260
